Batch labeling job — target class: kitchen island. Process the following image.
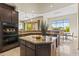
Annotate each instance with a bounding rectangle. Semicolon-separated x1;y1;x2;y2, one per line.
19;35;60;56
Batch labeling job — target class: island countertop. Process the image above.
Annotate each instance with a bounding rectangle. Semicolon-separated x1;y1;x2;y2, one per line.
19;30;64;37
19;35;56;44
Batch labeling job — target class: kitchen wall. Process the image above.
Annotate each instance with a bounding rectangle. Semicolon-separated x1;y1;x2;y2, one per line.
78;3;79;49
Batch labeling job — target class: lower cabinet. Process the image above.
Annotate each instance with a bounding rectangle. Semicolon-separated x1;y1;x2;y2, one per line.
26;47;35;56
20;39;51;56
36;44;51;56
20;44;26;56
20;44;35;56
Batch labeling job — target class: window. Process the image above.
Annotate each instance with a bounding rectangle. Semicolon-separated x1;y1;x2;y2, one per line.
19;22;25;31
48;19;70;32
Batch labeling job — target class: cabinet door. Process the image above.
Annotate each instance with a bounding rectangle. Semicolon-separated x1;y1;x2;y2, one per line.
11;11;18;24
20;44;35;56
0;7;11;22
36;44;51;56
26;47;35;56
20;44;26;56
0;7;4;21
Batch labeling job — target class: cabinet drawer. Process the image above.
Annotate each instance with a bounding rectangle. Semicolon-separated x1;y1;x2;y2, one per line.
25;41;35;49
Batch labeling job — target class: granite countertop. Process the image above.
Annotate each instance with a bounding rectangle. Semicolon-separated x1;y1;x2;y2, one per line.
19;35;56;44
19;30;63;36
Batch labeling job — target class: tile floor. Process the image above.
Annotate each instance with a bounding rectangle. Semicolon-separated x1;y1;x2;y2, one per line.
58;38;79;56
0;38;79;56
0;47;20;56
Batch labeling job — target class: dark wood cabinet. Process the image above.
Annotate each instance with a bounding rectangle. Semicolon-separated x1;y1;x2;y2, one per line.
0;3;18;23
20;44;35;56
20;40;35;56
11;11;18;24
0;6;11;22
36;44;51;56
20;39;51;56
20;40;26;56
20;44;26;56
26;46;35;56
0;3;19;53
4;10;11;23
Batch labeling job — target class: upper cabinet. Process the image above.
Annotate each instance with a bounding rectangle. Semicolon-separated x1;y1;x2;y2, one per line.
0;3;18;24
11;11;18;24
0;7;12;22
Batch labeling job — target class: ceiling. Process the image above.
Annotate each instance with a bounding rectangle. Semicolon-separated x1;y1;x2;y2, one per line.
8;3;74;14
7;3;76;21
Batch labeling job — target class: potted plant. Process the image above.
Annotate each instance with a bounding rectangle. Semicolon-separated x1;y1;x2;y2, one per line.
40;20;49;41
